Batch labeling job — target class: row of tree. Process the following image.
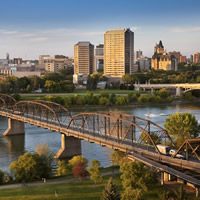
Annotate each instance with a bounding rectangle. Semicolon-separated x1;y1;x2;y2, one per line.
41;88;182;108
0;68;75;93
122;63;200;85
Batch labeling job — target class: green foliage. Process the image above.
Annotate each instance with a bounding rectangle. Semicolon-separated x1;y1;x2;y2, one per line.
141;132;161;145
157;88;171;99
88;160;102;184
0;169;4;185
10;144;53;182
99;97;110;105
101;177;121;200
121;187;142;200
115;96;128;105
63;96;72;107
180;92;194;101
56;160;71;176
110;150;126;166
164;112;200;146
120;161;157;193
174;185;188;200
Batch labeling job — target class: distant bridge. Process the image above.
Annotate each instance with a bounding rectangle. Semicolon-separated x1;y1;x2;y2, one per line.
134;83;200;96
0;94;199;196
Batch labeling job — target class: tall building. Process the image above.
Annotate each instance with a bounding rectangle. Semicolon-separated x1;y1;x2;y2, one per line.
134;50;143;62
74;42;94;75
94;44;104;72
152;41;178;71
193;53;200;64
104;28;134;77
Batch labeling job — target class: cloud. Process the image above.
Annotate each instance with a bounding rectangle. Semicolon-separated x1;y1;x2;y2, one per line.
29;37;48;41
130;26;140;31
0;29;17;35
171;27;200;33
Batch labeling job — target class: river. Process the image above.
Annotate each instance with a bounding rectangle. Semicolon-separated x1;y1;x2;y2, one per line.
1;102;200;172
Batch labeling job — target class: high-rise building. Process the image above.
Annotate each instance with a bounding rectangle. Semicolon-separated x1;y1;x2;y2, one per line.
193;53;200;64
152;41;178;71
95;44;104;72
74;41;94;75
104;28;134;77
134;50;143;62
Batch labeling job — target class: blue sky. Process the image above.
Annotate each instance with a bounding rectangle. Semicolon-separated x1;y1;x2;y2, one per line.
0;0;200;59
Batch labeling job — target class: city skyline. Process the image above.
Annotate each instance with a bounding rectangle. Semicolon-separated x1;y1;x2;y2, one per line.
0;0;200;59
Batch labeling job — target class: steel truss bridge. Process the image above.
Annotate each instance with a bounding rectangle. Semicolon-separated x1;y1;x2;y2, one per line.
0;94;200;190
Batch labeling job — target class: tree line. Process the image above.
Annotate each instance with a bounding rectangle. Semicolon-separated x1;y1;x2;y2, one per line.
0;68;75;93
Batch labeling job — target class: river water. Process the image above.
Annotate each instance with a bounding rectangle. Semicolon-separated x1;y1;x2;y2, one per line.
1;102;200;172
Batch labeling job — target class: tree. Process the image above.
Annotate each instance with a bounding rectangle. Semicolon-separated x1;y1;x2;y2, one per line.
174;185;188;200
120;161;157;194
10;150;53;182
110;150;125;166
72;161;87;181
88;159;102;184
10;152;40;182
44;80;59;92
56;160;71;176
157;88;171;99
0;169;4;185
101;177;120;200
164;112;200;146
121;187;142;200
68;155;88;172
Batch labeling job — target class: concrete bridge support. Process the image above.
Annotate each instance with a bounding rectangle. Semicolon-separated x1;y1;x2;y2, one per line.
176;87;181;96
3;118;25;136
196;187;199;197
151;88;154;95
55;134;81;159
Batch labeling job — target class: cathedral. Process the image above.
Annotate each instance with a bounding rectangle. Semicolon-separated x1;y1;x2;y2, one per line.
151;41;178;71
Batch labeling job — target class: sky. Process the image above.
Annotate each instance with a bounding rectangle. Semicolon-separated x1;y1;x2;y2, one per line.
0;0;200;59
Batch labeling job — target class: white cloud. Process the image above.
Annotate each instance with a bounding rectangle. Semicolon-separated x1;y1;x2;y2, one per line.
29;37;48;41
0;29;17;35
130;26;140;31
171;27;200;33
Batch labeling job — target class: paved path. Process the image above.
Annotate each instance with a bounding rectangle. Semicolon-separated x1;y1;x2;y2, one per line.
0;170;120;190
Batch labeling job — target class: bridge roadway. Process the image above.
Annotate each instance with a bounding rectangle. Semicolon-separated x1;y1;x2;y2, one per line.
0;109;200;187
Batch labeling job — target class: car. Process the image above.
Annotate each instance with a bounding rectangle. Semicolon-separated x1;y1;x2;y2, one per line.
169;149;186;159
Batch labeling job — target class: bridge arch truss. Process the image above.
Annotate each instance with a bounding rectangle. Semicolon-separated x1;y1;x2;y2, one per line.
67;112;175;155
13;100;72;127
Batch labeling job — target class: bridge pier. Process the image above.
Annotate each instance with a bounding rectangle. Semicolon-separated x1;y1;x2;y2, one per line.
176;87;181;96
3;118;25;136
55;134;81;159
196;187;199;197
151;88;154;95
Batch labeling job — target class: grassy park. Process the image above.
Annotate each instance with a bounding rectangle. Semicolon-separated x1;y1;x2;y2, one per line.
0;174;198;200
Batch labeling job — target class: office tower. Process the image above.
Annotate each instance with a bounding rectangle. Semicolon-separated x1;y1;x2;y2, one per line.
95;44;104;72
74;42;94;75
135;50;143;62
152;40;178;71
104;28;134;77
193;53;200;64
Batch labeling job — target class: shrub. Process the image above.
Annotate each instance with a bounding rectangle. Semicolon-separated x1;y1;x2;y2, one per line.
99;97;110;105
115;96;128;105
63;96;72;107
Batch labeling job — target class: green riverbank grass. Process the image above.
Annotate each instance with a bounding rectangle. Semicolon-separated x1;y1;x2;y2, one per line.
0;173;198;200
